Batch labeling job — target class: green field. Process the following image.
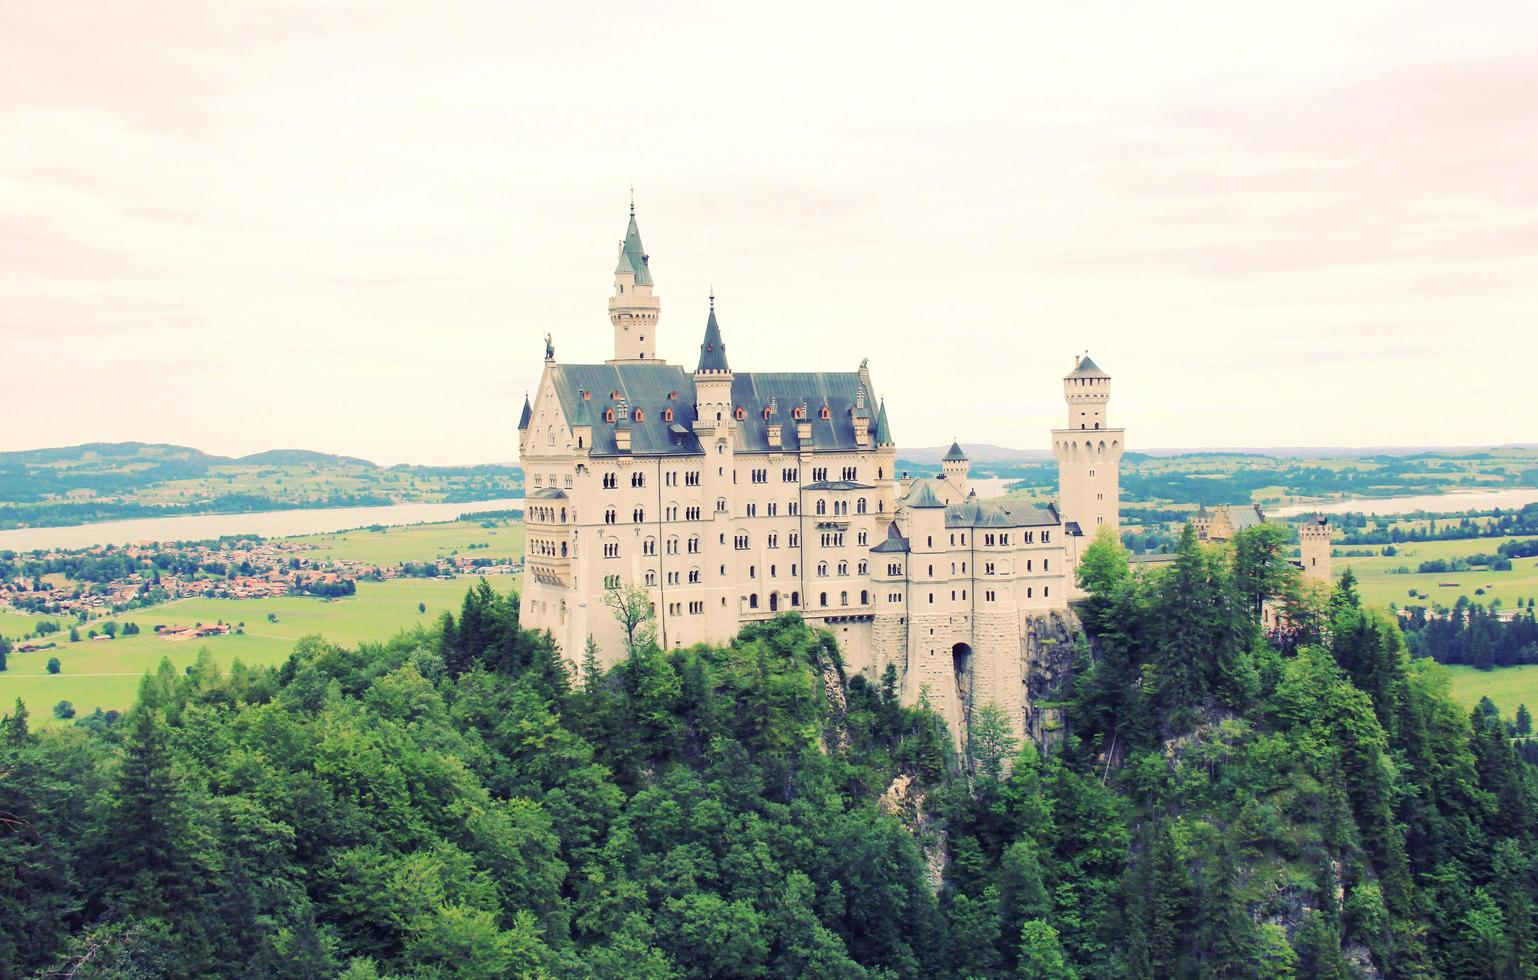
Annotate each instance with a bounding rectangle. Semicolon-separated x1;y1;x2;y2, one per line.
0;576;508;721
1443;663;1538;717
1336;534;1538;611
292;518;525;565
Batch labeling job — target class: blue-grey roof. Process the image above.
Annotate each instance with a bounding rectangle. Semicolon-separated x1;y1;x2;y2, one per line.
517;394;532;430
900;480;947;509
697;306;730;373
875;400;893;445
729;372;878;453
805;480;876;491
944;499;1059;529
1068;355;1107;378
621;213;652;286
530;487;569;499
943;440;967;461
870;523;910;554
547;363;880;457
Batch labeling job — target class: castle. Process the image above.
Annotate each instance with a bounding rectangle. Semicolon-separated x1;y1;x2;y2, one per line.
518;205;1123;738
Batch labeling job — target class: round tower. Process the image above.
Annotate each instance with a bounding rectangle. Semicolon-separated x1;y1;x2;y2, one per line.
608;201;662;363
941;440;969;498
1051;353;1125;538
1298;516;1333;583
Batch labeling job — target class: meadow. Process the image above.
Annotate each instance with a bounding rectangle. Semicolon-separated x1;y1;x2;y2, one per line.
1;576;508;722
1443;663;1538;717
1;519;529;721
292;517;524;565
1335;534;1538;611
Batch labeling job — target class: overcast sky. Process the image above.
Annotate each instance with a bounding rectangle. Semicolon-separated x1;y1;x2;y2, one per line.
3;1;1535;464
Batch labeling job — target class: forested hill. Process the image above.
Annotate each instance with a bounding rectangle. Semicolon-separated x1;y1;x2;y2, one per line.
2;529;1536;977
0;442;521;529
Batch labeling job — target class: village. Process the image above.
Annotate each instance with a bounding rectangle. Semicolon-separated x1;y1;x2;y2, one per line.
0;531;520;629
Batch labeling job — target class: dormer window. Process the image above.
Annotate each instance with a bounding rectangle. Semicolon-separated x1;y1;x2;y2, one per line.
734;406;747;421
663;407;675;422
582;390;592;400
604;408;616;423
762;407;772;420
610;390;621;399
793;405;806;421
668;390;678;400
819;405;831;420
633;408;644;422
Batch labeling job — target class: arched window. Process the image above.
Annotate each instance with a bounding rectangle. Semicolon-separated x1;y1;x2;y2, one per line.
819;592;828;607
816;499;826;515
749;593;759;609
734;406;747;421
663;407;674;422
791;591;800;606
604;408;615;423
840;590;848;605
857;498;867;514
820;405;831;420
860;590;868;605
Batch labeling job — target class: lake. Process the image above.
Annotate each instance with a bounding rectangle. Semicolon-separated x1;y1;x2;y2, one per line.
0;498;526;552
1271;487;1538;518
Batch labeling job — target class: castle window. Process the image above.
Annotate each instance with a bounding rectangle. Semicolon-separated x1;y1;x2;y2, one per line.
604;507;616;524
688;535;699;553
668;536;680;555
663;407;674;422
1044;586;1050;598
605;409;615;423
644;570;656;586
840;590;848;605
817;562;828;576
791;591;800;606
749;594;758;609
633;408;644;422
816;499;826;515
820;405;831;420
856;498;867;514
668;390;678;400
611;390;620;399
819;592;828;607
857;530;867;546
858;560;868;574
837;561;848;576
734;406;747;421
860;590;869;605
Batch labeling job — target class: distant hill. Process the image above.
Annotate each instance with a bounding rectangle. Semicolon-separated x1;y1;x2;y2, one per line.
0;442;524;529
236;449;378;468
901;443;1053;465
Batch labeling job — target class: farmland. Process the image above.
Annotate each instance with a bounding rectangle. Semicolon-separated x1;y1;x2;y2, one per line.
1336;534;1538;611
1;575;512;722
0;518;529;721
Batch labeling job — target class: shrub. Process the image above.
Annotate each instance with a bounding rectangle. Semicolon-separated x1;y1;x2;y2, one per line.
53;700;75;719
47;657;61;674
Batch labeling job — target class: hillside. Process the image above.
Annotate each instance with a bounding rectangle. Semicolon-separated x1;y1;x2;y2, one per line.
0;442;522;530
2;530;1535;976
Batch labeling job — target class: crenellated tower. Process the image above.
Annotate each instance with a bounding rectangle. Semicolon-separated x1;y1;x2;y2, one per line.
608;201;662;362
1298;516;1333;583
1052;354;1124;537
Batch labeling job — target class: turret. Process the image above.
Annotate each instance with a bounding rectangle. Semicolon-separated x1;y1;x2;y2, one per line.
517;393;532;458
692;296;734;432
1052;352;1125;543
941;440;969;497
571;389;595;453
1063;354;1111;430
1298;516;1333;583
608;200;662;363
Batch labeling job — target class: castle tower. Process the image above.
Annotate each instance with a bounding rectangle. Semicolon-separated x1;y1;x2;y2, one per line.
692;295;734;425
1298;516;1333;583
607;201;662;363
1052;354;1125;535
941;440;969;498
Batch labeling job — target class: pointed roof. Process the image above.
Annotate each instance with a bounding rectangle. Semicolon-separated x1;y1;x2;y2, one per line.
875;400;893;445
517;394;532;430
620;211;652;286
1068;355;1108;378
696;303;730;373
614;245;636;278
870;522;910;554
944;440;967;462
571;390;594;427
900;479;947;509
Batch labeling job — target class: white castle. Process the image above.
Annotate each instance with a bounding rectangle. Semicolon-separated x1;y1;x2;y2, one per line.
518;205;1125;737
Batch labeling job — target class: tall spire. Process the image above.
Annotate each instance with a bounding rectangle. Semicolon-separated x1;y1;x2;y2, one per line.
875;399;893;445
608;198;661;362
621;209;651;286
517;393;532;430
696;297;730;373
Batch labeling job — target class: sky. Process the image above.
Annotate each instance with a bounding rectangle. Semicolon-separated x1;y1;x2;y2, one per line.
3;1;1536;465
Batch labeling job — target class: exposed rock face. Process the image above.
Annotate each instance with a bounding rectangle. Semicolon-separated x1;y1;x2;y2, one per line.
1021;609;1080;751
878;773;946;892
